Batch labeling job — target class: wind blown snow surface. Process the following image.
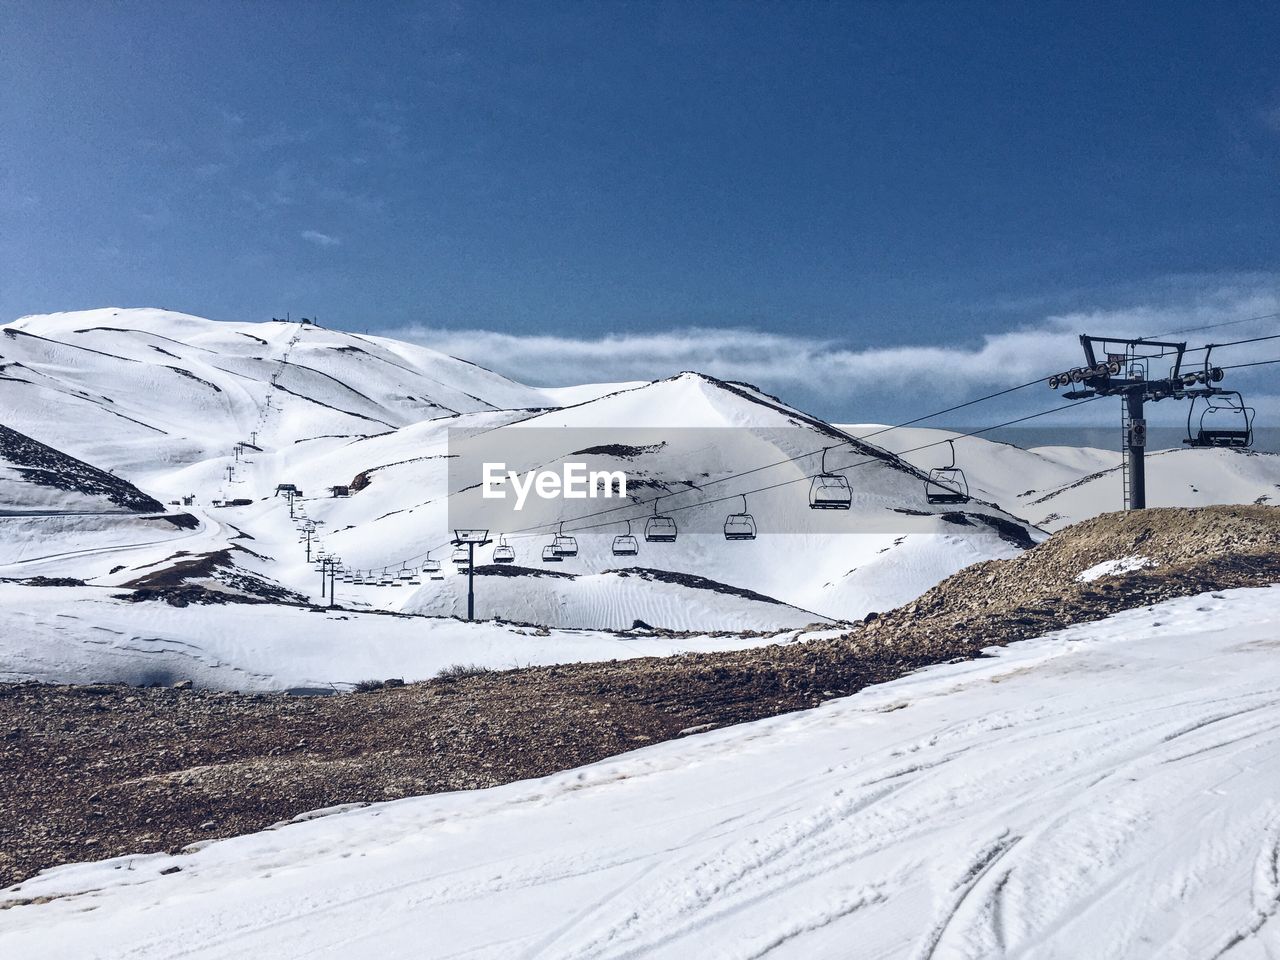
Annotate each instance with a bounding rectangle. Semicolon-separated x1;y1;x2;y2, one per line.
5;586;1279;958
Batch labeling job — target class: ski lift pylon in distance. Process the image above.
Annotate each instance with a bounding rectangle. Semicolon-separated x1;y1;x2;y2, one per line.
723;494;757;540
924;439;971;504
644;496;678;542
612;519;640;556
809;446;853;509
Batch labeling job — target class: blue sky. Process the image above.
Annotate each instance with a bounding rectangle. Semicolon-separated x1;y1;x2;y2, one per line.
2;0;1278;419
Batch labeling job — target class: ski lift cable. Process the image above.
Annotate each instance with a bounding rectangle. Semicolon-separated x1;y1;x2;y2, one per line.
363;340;1279;568
492;374;1058;539
368;350;1276;568
510;395;1103;538
1120;330;1280;367
504;325;1277;540
1219;356;1280;373
1149;311;1280;339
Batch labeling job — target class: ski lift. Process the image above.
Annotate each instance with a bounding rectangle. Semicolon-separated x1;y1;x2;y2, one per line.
644;497;678;542
924;439;971;504
378;567;393;586
422;554;443;579
723;494;757;541
451;546;470;567
809;447;852;510
353;570;366;585
342;571;354;583
552;521;578;557
394;563;413;586
1185;391;1254;448
541;543;563;563
493;535;516;564
612;519;640;557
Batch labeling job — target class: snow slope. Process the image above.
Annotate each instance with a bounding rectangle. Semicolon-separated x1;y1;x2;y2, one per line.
845;424;1280;531
0;582;812;690
5;586;1278;958
400;565;827;630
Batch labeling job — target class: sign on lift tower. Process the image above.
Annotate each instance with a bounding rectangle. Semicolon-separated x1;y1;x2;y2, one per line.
1048;334;1225;511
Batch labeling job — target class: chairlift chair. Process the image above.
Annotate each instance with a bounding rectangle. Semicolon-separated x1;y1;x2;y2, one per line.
353;570;366;585
644;497;678;542
723;494;757;540
378;567;393;586
809;447;853;510
493;535;516;564
612;520;640;557
552;521;578;557
924;439;971;504
541;543;564;563
1185;391;1254;448
451;546;470;567
422;555;443;580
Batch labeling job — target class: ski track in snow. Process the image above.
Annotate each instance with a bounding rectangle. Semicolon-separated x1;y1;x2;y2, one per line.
3;588;1280;959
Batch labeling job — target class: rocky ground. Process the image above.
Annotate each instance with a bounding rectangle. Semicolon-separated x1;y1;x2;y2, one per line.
2;505;1277;892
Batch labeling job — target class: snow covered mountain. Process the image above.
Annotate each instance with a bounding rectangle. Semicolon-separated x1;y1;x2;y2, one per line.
3;306;1274;670
0;309;1043;635
255;370;1040;623
0;308;551;479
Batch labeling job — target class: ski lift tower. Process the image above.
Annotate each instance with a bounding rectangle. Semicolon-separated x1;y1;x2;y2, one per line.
452;528;491;621
1048;334;1194;511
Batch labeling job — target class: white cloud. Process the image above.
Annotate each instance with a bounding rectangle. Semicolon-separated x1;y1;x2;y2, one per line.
387;281;1280;398
300;230;340;248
